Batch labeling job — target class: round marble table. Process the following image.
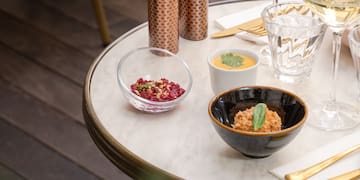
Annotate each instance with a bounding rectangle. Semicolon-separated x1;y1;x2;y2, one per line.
83;0;360;179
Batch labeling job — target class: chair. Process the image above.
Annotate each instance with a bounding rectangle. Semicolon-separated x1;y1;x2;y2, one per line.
91;0;111;46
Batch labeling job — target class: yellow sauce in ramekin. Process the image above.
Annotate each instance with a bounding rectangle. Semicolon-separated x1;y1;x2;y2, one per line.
212;53;257;70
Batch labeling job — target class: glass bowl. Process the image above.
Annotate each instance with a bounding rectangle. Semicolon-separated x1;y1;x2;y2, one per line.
117;47;192;113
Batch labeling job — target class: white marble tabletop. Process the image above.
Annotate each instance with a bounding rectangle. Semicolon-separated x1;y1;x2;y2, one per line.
86;1;360;179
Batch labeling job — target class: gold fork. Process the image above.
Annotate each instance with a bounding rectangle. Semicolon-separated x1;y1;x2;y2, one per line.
215;5;311;37
211;6;297;38
238;6;310;36
211;17;264;38
238;26;267;36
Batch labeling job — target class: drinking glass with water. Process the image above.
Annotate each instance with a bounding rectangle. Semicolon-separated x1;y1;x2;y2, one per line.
261;2;327;83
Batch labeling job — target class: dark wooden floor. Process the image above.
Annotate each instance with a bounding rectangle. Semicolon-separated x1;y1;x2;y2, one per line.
0;0;228;179
0;0;147;179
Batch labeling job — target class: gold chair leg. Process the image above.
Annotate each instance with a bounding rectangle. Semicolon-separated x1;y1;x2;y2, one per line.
92;0;112;46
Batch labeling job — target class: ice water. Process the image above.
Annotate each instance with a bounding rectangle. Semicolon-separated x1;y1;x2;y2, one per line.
266;14;326;83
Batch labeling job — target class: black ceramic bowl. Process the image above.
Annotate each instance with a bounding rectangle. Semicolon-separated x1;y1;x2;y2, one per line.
208;86;307;158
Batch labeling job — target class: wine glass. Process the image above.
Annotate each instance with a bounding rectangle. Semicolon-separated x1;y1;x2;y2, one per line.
303;0;360;130
259;0;279;65
349;25;360;103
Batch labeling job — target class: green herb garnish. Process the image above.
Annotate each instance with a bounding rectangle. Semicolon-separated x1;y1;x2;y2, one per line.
221;53;244;67
253;103;267;131
138;83;154;90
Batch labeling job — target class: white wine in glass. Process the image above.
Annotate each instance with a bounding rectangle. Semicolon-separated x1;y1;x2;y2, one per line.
303;0;360;130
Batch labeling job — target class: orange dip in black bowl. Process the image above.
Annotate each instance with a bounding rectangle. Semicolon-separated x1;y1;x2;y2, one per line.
208;86;307;158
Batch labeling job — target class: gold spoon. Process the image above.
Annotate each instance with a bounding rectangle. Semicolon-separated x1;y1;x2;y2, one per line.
285;144;360;180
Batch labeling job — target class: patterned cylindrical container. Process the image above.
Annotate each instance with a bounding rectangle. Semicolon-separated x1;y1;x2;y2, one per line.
179;0;208;41
148;0;179;54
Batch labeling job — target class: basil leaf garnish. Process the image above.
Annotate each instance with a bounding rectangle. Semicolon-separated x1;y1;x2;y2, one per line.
253;103;267;131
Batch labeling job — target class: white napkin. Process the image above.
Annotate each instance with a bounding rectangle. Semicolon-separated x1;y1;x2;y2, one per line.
270;131;360;180
214;2;271;45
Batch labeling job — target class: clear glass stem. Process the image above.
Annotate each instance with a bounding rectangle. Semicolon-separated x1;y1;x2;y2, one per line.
355;58;360;102
357;67;360;102
273;0;278;5
325;31;343;112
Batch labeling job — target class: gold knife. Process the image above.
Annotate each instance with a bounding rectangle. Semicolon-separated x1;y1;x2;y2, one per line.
211;17;263;38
